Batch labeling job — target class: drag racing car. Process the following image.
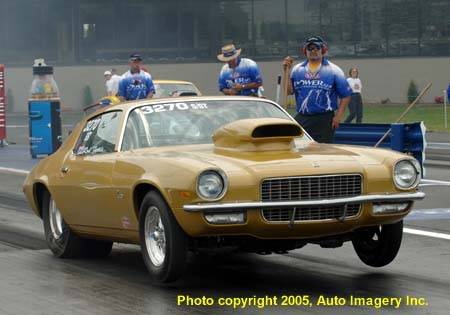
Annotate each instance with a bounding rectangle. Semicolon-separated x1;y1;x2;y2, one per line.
23;96;424;283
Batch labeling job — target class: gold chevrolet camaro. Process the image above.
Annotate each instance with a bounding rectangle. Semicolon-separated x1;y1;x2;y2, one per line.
23;96;425;283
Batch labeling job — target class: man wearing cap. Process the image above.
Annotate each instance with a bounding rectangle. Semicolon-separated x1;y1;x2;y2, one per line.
218;44;263;96
104;70;112;95
104;70;120;97
118;54;155;101
109;68;122;96
282;36;351;143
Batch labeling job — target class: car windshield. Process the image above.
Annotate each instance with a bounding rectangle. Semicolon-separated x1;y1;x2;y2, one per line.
121;99;304;149
154;83;198;98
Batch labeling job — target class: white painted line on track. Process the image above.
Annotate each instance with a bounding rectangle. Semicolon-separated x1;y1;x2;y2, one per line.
404;228;450;240
6;125;28;128
420;179;450;186
427;142;450;146
412;208;450;214
407;208;450;220
0;167;29;175
427;147;450;150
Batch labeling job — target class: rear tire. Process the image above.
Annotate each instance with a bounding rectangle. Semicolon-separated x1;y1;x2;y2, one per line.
139;191;187;283
352;221;403;267
42;190;113;258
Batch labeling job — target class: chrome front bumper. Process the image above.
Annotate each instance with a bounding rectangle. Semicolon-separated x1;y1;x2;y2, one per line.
183;191;425;212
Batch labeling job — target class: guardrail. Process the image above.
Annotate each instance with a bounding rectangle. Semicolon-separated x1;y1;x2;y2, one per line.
334;122;426;172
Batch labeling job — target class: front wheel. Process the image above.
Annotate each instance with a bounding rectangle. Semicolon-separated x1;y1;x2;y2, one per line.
352;221;403;267
139;191;188;283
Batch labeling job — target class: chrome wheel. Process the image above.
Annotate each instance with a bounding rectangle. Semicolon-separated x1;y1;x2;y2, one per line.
49;197;64;239
144;206;166;267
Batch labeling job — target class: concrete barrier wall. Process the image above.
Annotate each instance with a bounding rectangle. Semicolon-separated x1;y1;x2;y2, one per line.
4;57;450;112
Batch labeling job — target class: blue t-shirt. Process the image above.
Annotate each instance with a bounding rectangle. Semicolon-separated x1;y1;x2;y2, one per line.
218;58;263;96
290;59;352;114
118;70;155;101
447;84;450;101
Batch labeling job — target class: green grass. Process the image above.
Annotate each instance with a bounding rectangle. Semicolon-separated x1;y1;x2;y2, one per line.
288;104;450;133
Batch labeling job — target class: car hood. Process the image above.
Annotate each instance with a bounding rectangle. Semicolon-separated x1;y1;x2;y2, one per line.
124;118;403;180
172;118;392;176
129;141;389;178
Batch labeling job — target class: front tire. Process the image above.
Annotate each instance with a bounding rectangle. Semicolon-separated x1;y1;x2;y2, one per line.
352;220;403;267
139;191;187;283
42;190;113;258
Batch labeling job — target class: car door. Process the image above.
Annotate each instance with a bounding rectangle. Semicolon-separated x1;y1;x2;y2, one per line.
109;108;152;231
56;110;123;228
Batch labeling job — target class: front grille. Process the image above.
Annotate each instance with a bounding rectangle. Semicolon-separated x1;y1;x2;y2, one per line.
261;174;362;202
262;204;360;222
261;174;362;222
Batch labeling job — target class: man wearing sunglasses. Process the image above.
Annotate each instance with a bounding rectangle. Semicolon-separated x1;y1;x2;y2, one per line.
282;36;351;143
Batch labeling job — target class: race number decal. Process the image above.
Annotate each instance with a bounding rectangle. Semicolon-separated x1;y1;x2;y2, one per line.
83;117;101;132
141;102;207;114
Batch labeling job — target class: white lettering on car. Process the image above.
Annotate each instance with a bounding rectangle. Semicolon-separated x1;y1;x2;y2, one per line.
141;103;208;114
83;118;101;132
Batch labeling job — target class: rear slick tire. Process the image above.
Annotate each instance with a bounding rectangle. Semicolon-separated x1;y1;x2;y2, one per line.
352;220;403;267
42;190;113;259
42;190;86;258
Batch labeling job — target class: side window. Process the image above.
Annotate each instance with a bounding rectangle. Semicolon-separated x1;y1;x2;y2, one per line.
122;109;150;151
74;111;122;155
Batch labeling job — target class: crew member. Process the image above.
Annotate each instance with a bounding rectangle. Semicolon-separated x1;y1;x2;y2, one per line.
283;36;351;143
107;68;121;96
218;44;262;96
118;54;155;101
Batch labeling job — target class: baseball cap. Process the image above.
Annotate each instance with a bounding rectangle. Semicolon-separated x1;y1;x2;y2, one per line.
303;36;326;48
104;70;112;76
129;53;143;61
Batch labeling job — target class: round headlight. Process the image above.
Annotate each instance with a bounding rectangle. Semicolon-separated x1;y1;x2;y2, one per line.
197;170;227;200
394;159;420;189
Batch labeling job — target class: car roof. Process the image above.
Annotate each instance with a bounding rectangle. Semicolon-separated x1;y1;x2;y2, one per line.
84;96;283;120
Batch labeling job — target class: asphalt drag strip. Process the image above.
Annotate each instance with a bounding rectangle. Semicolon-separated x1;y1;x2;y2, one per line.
0;223;47;250
0;193;46;251
0;182;449;313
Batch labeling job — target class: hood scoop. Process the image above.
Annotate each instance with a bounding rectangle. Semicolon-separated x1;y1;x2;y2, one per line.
212;118;303;152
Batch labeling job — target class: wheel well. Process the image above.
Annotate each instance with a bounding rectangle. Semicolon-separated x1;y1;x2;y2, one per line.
33;183;49;218
133;183;162;220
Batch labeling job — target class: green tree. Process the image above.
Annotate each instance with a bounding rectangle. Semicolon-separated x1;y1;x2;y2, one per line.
407;80;419;103
6;88;14;113
83;85;94;107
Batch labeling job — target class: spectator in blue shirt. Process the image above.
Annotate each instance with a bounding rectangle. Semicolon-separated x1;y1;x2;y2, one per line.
118;54;155;101
282;36;352;143
217;44;263;96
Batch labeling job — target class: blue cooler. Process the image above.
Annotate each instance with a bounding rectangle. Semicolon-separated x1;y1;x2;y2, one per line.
28;60;62;158
28;100;62;158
